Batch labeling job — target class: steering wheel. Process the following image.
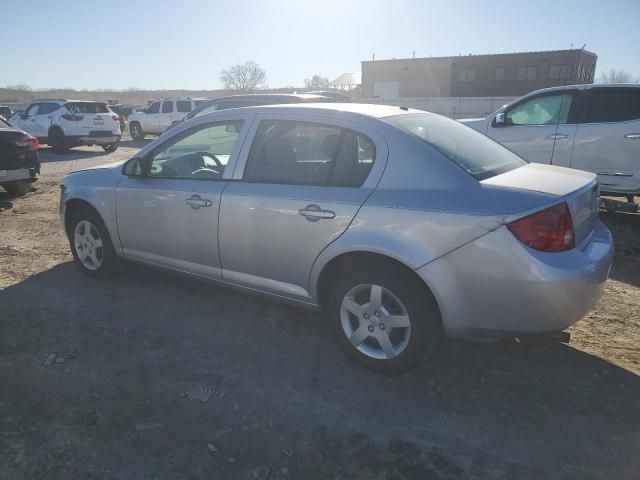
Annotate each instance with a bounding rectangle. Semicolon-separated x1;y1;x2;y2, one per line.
191;151;223;176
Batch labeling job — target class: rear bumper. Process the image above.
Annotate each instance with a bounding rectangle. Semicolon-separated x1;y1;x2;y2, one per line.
69;134;121;146
0;168;37;184
417;221;614;339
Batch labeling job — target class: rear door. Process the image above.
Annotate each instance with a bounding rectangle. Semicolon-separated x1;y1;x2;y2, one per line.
115;116;251;277
486;91;576;164
571;87;640;194
218;113;387;302
159;100;175;131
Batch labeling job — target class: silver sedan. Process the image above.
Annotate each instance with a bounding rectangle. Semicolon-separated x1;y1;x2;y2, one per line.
60;104;614;373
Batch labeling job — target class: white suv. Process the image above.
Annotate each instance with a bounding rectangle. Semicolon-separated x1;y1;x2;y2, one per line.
461;84;640;202
10;100;121;154
128;98;197;139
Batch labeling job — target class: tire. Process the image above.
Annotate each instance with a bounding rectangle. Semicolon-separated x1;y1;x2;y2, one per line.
67;207;117;276
129;122;145;140
49;128;69;154
4;181;32;196
327;263;442;374
102;142;119;153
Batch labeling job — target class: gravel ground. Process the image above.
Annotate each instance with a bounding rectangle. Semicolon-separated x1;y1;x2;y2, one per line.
1;137;639;479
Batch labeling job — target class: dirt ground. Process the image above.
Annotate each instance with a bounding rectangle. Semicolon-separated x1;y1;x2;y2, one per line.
1;137;639;479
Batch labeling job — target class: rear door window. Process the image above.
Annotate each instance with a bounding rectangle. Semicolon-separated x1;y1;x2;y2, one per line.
243;120;375;187
38;103;60;115
161;101;174;113
586;88;640;123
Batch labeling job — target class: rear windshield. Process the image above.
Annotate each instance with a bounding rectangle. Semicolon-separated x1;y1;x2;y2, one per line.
65;102;109;114
0;117;9;127
383;113;525;180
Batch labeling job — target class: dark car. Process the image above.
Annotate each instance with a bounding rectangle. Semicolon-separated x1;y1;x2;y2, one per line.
0;105;13;120
0;116;40;196
162;93;345;134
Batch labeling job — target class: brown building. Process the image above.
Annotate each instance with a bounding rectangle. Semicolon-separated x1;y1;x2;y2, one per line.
361;49;597;98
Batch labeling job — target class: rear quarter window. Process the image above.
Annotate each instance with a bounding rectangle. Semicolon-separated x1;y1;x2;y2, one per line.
384;113;526;180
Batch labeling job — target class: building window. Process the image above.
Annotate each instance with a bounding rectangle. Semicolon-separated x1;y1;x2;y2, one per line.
495;67;505;81
517;66;538;81
549;65;572;80
457;68;476;82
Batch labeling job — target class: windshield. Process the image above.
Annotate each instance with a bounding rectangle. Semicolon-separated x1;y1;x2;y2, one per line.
65;102;109;114
384;113;526;180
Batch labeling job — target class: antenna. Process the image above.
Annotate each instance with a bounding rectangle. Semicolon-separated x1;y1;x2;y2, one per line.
372;53;375;61
412;51;415;59
581;43;587;50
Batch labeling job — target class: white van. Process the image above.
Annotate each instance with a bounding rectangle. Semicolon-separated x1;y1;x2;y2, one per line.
462;84;640;203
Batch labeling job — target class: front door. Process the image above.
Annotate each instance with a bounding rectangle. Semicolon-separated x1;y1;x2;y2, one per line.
218;116;385;302
486;91;576;164
115;118;249;278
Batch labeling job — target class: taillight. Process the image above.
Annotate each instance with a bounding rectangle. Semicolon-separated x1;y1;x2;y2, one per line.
112;114;120;122
28;136;40;151
14;134;39;151
507;202;575;252
62;113;83;121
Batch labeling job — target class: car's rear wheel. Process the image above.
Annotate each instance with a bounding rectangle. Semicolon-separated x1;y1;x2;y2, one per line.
49;128;69;154
102;142;119;153
327;264;441;374
68;208;117;276
3;181;32;196
130;122;145;140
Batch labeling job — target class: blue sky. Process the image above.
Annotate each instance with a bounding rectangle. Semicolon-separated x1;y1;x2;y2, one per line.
1;0;638;90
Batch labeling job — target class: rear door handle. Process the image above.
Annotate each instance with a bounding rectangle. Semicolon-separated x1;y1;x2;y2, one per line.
624;133;640;139
299;204;336;222
546;134;569;139
185;194;212;209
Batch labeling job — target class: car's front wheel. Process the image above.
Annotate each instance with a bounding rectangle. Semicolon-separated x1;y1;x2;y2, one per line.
102;142;119;153
129;122;145;140
68;208;117;276
328;264;441;374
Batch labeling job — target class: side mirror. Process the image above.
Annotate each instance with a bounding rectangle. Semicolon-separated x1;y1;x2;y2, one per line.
492;112;514;128
123;157;144;177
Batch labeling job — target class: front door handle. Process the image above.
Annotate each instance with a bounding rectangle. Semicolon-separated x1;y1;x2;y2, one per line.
546;134;569;140
624;133;640;139
298;204;336;222
185;194;212;209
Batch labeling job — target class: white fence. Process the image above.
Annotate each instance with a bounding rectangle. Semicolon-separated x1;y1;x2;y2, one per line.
359;96;518;119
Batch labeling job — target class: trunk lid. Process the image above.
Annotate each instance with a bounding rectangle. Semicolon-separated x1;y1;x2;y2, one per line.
482;163;600;246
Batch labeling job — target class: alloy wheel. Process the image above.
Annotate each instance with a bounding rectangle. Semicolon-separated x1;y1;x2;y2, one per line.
73;220;103;271
340;284;412;360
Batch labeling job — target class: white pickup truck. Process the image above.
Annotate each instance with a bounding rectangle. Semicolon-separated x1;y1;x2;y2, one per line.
461;84;640;208
128;98;197;140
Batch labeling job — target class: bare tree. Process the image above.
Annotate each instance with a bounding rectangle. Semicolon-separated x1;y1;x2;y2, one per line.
598;68;639;84
220;61;266;91
304;75;330;89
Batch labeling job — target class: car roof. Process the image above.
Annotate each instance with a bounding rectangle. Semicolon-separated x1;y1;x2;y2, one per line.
205;102;423;119
522;82;640;97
